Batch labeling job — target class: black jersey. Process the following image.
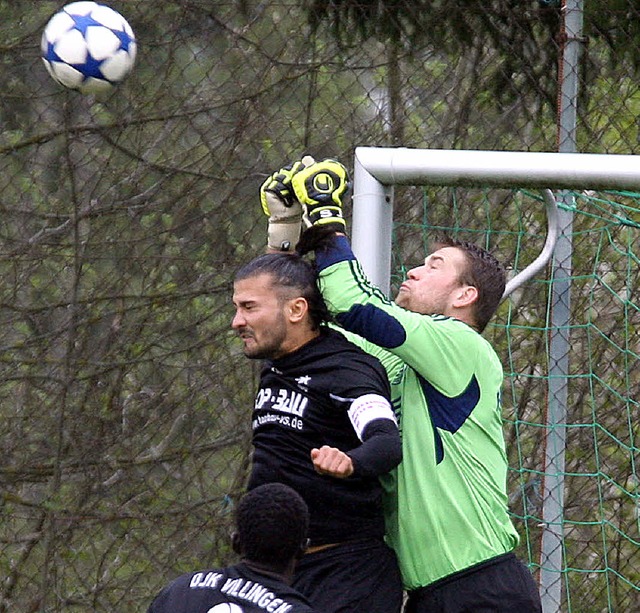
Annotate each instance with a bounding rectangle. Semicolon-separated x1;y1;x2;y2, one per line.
248;327;395;546
148;562;314;613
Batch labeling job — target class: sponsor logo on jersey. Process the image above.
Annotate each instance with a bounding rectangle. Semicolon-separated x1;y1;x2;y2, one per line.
255;388;308;416
253;387;308;431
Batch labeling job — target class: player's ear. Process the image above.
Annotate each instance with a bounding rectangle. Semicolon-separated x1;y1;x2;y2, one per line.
453;284;478;308
287;297;308;323
296;537;311;559
231;531;242;555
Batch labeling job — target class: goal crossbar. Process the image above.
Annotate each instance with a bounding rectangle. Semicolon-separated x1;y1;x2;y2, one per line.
352;146;640;294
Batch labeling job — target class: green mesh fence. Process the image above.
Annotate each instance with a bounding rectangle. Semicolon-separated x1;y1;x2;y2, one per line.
391;185;639;612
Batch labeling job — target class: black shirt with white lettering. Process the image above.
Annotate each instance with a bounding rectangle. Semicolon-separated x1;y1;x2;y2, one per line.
248;327;398;546
147;562;314;613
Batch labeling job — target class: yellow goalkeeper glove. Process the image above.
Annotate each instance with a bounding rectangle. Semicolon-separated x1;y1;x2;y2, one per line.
259;157;314;251
291;158;349;230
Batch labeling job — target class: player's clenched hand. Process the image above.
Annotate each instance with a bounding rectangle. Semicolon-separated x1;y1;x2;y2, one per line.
291;159;349;230
261;160;307;210
311;446;354;478
260;156;315;251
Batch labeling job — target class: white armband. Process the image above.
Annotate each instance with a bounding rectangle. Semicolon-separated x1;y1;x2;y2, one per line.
347;393;397;441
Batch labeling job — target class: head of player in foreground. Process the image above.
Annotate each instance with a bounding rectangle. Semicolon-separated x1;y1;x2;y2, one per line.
234;482;310;580
232;252;329;359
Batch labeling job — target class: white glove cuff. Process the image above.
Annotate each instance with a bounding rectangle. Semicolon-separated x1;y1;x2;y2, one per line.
268;219;302;252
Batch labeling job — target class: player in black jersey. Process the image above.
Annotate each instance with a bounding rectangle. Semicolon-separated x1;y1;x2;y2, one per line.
147;483;315;613
232;253;404;613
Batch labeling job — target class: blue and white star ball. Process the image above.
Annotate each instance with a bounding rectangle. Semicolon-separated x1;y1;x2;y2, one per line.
41;2;137;95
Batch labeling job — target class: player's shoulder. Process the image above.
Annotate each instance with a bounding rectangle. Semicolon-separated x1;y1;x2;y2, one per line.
166;566;228;590
321;327;386;366
425;314;487;342
321;325;371;352
419;315;500;362
427;313;470;328
320;325;353;341
147;567;224;612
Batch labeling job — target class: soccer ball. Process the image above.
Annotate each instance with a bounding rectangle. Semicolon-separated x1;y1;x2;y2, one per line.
41;2;137;95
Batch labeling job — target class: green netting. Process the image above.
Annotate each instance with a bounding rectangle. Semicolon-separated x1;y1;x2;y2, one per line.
391;186;639;612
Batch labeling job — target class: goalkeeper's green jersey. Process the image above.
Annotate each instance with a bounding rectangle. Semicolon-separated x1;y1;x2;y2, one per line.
316;237;520;590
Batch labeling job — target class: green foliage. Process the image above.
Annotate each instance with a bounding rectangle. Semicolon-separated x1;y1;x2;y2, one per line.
306;0;562;112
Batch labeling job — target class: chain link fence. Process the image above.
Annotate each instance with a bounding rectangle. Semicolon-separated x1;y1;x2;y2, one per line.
1;1;638;611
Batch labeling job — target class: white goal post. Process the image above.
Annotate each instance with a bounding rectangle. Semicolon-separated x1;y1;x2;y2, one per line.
350;145;640;613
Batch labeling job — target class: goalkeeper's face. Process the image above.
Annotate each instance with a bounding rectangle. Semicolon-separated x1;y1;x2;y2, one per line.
231;274;300;360
395;247;473;318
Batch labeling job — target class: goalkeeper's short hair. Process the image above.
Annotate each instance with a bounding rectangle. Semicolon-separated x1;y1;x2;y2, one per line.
234;252;330;330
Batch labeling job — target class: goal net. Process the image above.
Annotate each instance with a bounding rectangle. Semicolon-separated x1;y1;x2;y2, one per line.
352;147;640;613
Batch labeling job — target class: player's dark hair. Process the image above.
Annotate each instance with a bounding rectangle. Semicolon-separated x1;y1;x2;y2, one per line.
236;483;310;570
434;236;506;333
234;252;330;330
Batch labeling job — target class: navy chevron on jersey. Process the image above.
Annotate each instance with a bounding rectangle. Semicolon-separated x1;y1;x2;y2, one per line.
248;327;397;546
314;235;520;590
147;562;314;613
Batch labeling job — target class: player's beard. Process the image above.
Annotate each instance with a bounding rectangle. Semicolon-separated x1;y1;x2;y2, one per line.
395;284;450;316
241;312;289;360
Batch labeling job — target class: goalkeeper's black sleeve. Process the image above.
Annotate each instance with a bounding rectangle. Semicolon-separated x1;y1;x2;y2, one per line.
347;418;402;478
295;225;345;257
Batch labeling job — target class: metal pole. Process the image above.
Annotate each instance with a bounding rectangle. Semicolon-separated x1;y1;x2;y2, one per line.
351;149;394;294
539;2;584;611
354;146;640;191
503;190;560;300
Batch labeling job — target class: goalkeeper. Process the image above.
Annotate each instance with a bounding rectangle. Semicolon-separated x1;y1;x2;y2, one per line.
261;158;542;612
